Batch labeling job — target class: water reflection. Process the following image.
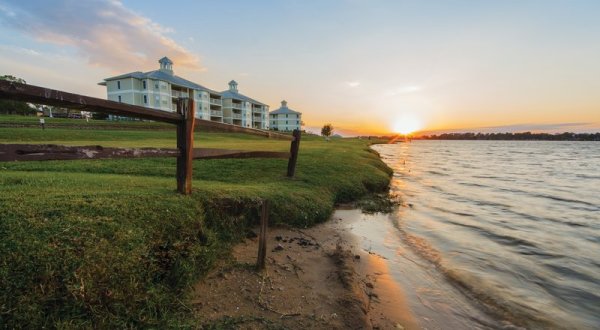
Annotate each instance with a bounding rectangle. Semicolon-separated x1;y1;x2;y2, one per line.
373;141;600;329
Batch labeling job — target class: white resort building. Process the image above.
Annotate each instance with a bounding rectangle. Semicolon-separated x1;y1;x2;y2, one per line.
99;56;297;131
220;80;268;129
269;101;302;132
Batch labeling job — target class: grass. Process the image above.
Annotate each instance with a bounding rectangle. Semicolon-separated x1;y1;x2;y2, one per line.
0;124;392;328
0;114;172;129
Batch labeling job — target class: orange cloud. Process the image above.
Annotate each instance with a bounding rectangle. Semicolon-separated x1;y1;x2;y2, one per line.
0;0;202;73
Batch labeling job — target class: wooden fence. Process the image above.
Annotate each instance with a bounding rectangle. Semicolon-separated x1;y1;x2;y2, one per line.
0;80;301;194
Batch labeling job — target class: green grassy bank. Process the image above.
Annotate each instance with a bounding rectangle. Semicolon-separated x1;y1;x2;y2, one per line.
0;126;391;328
0;114;172;129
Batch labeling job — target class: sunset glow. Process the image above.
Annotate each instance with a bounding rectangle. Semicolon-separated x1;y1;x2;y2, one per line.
0;1;599;135
392;114;422;135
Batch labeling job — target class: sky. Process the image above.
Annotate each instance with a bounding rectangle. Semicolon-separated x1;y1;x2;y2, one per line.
1;0;599;135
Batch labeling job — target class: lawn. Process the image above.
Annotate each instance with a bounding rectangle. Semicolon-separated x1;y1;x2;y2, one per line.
0;114;172;129
0;125;392;328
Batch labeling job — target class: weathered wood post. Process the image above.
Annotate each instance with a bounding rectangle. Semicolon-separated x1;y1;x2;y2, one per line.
176;97;196;194
256;199;269;270
286;129;301;177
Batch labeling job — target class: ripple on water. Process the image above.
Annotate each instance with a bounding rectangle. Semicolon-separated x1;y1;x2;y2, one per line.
371;141;600;329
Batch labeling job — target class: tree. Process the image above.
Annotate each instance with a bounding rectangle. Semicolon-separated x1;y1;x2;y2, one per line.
0;75;26;84
0;75;36;115
321;123;333;138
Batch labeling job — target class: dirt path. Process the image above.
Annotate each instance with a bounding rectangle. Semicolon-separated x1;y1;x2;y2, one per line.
190;219;419;329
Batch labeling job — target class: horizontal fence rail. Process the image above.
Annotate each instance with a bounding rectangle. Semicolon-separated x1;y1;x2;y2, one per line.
0;80;301;194
0;80;182;124
0;80;293;140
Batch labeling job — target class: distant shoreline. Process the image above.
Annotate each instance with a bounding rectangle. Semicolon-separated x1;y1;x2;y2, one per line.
415;132;600;141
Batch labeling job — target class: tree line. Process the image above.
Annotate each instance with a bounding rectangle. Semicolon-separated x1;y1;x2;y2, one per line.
418;132;600;141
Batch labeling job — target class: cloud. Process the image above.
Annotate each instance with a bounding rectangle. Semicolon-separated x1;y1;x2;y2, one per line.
385;85;422;96
0;45;41;56
0;0;202;72
346;81;360;88
0;4;15;17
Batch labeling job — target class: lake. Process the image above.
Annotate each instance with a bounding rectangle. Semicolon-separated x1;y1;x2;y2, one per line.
367;141;600;329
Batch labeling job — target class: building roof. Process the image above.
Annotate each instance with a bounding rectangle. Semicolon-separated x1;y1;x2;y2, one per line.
99;57;219;94
270;100;301;115
100;70;219;94
220;90;267;106
220;80;267;106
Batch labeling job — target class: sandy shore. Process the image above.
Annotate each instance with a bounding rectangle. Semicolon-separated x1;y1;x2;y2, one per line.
190;209;419;329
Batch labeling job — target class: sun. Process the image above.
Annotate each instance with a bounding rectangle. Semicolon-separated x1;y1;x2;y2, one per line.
392;114;422;135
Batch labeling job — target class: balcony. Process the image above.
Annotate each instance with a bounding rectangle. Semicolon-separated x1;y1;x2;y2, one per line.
232;113;242;119
210;98;222;105
171;90;189;98
232;103;242;110
210;110;222;117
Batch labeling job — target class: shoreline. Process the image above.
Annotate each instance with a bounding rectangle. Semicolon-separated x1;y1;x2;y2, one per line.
191;209;419;329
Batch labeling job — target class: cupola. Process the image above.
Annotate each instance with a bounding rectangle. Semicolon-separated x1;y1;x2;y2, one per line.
228;80;238;92
158;56;174;75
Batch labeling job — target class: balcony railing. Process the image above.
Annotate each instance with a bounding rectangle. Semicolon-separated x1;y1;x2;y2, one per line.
171;90;189;98
210;110;222;117
210;98;222;105
232;113;242;119
232;103;242;110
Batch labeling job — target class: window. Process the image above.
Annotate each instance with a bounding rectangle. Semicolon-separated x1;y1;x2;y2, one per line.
118;95;122;102
143;95;147;104
286;120;288;125
117;81;121;89
155;83;159;89
143;81;147;89
286;114;288;118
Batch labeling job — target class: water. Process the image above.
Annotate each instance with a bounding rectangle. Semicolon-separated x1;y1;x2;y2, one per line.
371;141;600;329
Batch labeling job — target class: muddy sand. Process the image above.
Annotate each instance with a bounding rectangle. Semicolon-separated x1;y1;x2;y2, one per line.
191;212;419;329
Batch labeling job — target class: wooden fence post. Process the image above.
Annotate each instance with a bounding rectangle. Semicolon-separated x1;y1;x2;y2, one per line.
286;129;301;177
256;199;269;271
176;97;196;194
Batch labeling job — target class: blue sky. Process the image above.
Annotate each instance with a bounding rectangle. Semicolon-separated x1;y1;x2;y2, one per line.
1;0;599;134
